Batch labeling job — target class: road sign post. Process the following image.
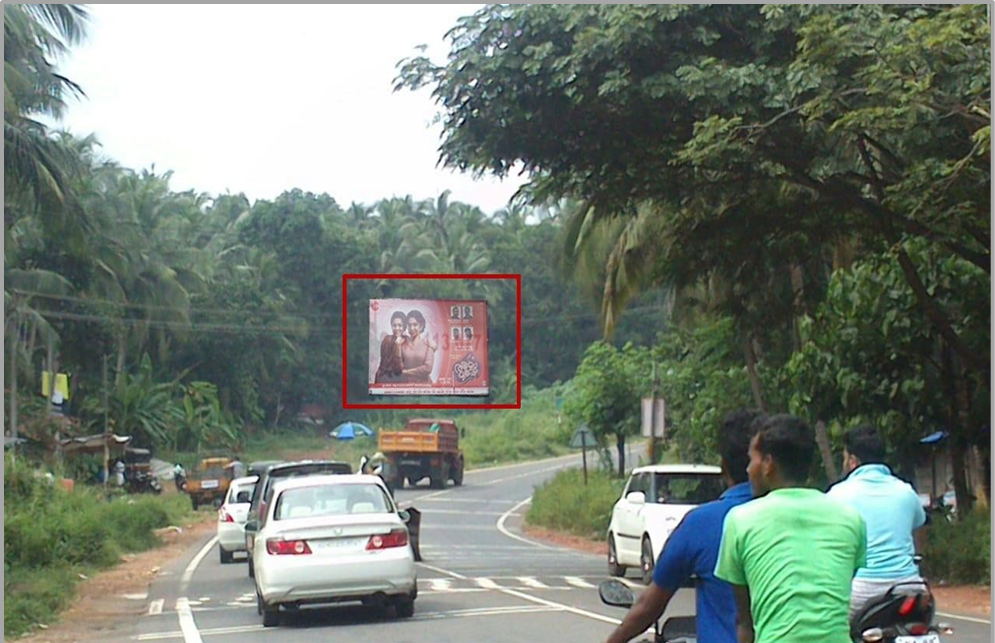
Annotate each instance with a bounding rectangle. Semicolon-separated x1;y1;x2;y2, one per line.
570;424;597;485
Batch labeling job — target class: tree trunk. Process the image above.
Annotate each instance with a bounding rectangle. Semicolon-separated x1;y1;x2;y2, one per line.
941;341;975;514
895;249;987;374
789;263;806;352
9;317;19;463
815;420;838;482
616;433;626;478
116;334;127;386
741;334;767;412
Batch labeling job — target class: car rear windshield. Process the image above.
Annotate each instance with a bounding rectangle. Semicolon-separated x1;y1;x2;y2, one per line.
274;484;391;520
250;463;352;509
651;473;724;505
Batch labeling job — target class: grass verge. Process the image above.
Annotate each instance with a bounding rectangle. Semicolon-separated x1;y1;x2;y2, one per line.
4;456;194;638
525;468;626;541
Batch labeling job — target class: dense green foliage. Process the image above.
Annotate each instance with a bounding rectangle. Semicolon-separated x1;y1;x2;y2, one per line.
922;509;992;586
401;3;990;510
3;455;193;637
3;6;668;457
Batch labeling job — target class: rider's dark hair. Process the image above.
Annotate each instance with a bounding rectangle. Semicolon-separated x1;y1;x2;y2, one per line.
718;408;765;484
843;424;886;464
754;414;815;484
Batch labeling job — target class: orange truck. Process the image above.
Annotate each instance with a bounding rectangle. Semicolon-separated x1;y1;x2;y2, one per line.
378;419;464;490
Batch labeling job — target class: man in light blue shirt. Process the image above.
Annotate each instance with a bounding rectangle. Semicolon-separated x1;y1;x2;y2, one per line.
827;425;927;618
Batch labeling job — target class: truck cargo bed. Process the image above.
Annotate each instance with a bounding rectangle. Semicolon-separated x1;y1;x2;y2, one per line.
379;430;458;454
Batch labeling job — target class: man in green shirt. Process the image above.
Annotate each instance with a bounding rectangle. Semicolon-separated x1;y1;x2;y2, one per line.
715;415;867;643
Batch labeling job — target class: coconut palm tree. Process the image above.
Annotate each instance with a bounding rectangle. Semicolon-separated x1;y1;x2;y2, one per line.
4;4;90;239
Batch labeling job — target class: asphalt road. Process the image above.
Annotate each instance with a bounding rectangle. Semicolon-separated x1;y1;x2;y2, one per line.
132;453;990;643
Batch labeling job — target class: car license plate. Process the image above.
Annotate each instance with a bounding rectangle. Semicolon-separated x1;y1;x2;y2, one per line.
201;479;219;489
895;635;940;643
312;537;365;551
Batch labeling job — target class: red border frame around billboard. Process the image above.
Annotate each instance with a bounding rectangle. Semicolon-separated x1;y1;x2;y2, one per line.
342;273;522;410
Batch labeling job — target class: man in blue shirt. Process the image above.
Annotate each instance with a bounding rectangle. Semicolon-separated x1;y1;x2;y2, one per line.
605;409;762;643
827;424;927;619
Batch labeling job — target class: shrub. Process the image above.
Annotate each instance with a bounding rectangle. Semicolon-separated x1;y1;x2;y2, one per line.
525;468;626;540
4;455;193;638
923;509;991;585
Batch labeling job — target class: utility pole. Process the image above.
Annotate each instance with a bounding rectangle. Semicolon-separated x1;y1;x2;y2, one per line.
649;362;658;465
102;354;110;488
9;313;20;464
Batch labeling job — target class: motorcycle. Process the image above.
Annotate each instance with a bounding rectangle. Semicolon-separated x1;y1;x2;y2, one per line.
851;580;953;643
598;580;697;643
126;469;163;494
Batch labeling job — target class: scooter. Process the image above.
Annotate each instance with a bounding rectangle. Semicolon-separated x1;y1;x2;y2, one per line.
598;580;697;643
851;580;952;643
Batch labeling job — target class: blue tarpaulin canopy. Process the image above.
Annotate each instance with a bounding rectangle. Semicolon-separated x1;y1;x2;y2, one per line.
329;422;374;440
919;431;949;445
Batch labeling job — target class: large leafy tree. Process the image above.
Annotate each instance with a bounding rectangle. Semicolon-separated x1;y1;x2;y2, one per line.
397;4;990;375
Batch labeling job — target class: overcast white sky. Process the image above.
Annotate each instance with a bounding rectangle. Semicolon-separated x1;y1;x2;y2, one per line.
55;4;525;214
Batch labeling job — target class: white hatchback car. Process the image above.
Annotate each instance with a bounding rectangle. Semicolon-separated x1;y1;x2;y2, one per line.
217;475;258;564
252;474;417;627
607;464;724;583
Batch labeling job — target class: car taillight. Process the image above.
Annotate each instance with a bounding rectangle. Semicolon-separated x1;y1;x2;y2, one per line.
219;509;234;523
366;529;408;551
266;539;312;555
907;623;929;636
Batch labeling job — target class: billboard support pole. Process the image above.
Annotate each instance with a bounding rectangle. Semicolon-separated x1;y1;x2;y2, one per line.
582;439;588;485
649;363;658;465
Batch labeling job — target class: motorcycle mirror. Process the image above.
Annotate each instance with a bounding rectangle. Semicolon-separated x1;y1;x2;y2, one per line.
861;628;884;642
398;509;411;523
598;580;634;608
244;519;258;533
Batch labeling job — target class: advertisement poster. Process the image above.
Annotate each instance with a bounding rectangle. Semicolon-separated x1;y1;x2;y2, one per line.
368;299;489;396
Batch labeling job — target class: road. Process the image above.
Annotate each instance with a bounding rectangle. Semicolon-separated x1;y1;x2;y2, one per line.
132;453;990;643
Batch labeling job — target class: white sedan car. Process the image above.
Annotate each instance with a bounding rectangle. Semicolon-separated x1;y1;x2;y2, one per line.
607;464;724;583
217;475;258;564
253;474;417;627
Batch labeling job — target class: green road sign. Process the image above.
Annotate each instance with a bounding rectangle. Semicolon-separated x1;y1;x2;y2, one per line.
569;424;597;449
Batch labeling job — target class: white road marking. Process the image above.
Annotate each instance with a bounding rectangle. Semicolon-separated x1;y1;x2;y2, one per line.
428;578;451;591
496;496;557;549
410;497;518;504
496;587;622;626
417;561;468;579
936;611;992;624
180;537;217;591
172;535;217;643
517;576;549;589
174;598;203;643
123;592;149;600
148;599;164;615
565;576;596;588
413;508;507;516
475;577;500;589
137;605;565;639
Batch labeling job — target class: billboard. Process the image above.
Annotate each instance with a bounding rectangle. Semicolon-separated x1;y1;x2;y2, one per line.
368;299;489;396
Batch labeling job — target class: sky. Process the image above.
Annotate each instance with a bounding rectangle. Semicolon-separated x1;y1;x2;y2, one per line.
54;4;525;214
